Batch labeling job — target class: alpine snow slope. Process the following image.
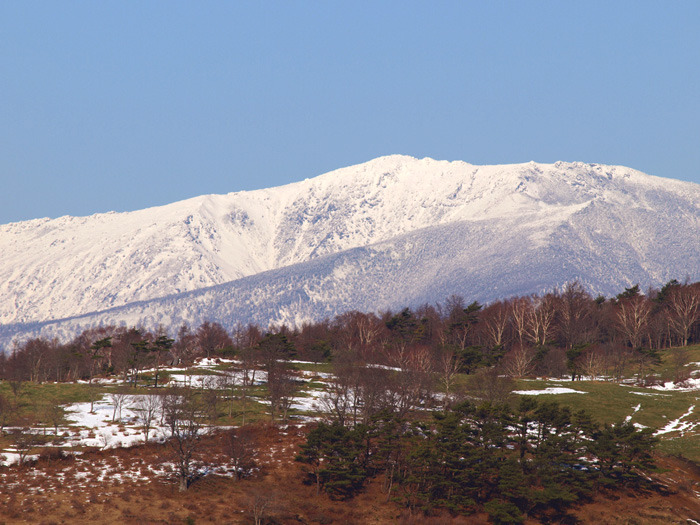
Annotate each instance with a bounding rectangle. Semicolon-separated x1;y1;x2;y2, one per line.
2;155;699;345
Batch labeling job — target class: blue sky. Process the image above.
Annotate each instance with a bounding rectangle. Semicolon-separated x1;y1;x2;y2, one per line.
2;1;699;224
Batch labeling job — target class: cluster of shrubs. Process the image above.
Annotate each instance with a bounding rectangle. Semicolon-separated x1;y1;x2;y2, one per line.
298;398;658;524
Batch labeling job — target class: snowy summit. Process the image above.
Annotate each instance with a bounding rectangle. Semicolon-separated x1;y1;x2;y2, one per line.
1;155;700;345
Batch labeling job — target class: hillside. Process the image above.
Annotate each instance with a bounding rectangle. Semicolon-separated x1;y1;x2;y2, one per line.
2;350;700;524
2;156;700;345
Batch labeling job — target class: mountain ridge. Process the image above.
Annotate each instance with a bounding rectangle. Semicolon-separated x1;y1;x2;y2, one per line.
2;155;699;345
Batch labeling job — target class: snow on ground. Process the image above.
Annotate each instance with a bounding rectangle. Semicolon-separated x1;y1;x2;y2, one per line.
0;393;167;465
547;376;607;382
63;394;168;448
194;357;238;368
56;359;322;459
513;387;587;396
655;405;698;436
139;357;237;376
625;403;642;423
299;369;334;380
0;451;39;467
629;390;671;397
77;377;122;385
167;373;220;387
651;377;700;392
290;390;329;412
366;364;403;372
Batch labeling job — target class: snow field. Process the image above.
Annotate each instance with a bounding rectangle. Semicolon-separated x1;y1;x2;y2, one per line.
512;387;587;396
4;155;700;346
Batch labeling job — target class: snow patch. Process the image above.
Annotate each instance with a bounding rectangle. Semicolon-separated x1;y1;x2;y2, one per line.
513;387;587;396
655;405;697;436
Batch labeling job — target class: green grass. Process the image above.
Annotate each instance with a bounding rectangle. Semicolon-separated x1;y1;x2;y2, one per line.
655;342;700;379
289;362;333;374
3;349;700;462
511;377;700;462
0;381;95;405
514;379;675;423
210;397;272;426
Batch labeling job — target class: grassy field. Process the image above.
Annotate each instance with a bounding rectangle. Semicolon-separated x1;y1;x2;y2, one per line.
2;346;700;462
1;352;700;523
507;344;700;462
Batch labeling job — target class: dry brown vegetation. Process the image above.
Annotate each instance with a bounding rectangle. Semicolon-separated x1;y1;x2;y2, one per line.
1;280;700;523
0;424;698;524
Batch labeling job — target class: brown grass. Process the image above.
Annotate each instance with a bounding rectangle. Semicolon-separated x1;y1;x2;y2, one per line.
0;424;697;524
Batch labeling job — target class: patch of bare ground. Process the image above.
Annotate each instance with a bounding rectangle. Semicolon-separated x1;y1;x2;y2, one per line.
0;424;698;524
570;455;700;525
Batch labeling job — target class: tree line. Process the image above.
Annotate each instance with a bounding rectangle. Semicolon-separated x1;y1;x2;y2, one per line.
3;279;699;386
0;279;684;511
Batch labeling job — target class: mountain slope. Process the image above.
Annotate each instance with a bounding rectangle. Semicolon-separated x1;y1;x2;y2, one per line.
1;155;699;343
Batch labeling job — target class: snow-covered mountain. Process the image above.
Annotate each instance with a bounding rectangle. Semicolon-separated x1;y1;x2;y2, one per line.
2;155;700;346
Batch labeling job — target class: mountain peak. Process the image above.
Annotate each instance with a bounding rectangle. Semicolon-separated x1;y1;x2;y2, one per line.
2;156;699;345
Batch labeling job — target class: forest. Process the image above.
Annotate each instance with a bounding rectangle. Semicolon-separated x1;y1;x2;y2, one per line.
3;279;699;387
0;279;698;523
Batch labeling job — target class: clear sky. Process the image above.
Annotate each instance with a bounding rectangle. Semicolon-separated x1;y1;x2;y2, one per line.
2;1;699;224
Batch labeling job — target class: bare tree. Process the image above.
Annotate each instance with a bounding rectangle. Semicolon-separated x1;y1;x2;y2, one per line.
510;297;532;348
333;310;385;361
109;328;144;384
616;295;657;383
437;347;462;409
385;345;435;418
164;390;205;491
11;427;40;467
159;388;182;434
539;347;569;378
466;367;514;404
201;380;220;424
557;282;594;348
667;285;700;346
173;324;197;365
17;338;57;383
0;394;12;433
238;346;259;425
196;321;233;358
357;367;390;425
110;387;130;422
526;294;556;346
247;488;278;525
41;399;64;436
481;300;510;360
8;377;24;403
608;344;634;382
136;395;160;442
320;353;360;426
224;425;258;480
217;370;239;419
86;386;102;415
669;346;691;384
577;346;608;380
616;295;652;349
501;345;537;378
267;360;298;422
